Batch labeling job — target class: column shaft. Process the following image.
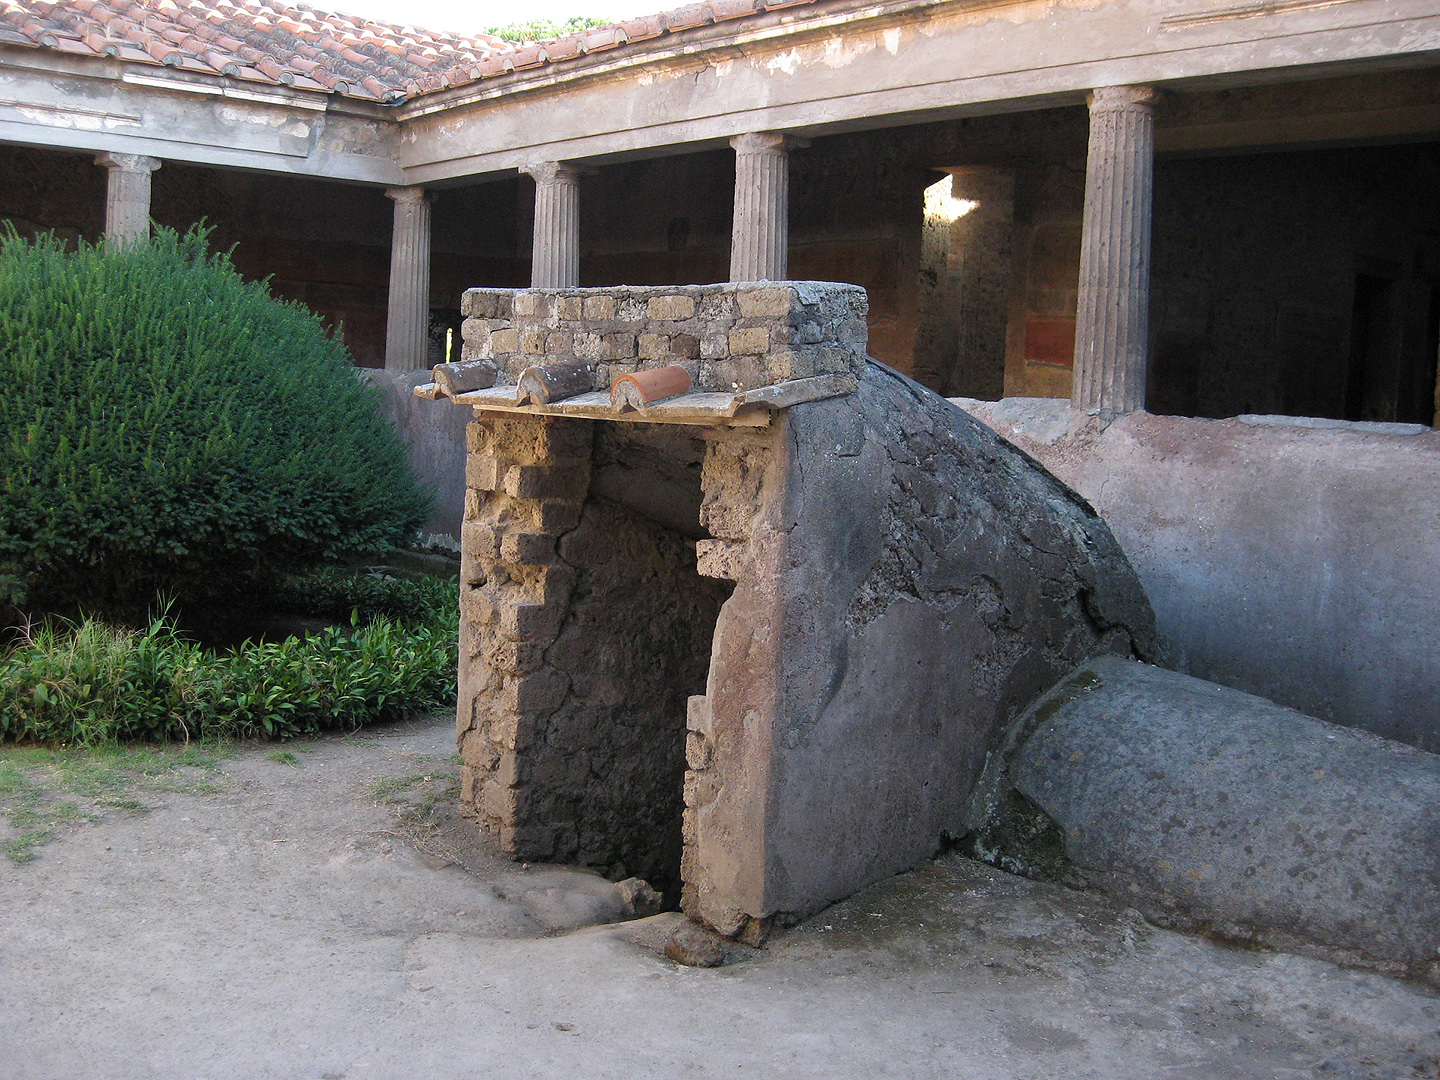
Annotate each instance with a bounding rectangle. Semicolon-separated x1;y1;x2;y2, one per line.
1072;86;1159;414
385;187;433;372
729;133;796;282
522;162;582;288
95;153;160;245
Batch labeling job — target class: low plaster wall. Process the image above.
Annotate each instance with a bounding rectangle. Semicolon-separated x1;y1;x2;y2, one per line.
959;399;1440;751
365;368;469;544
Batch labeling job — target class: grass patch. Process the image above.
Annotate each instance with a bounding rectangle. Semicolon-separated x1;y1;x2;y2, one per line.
368;765;461;829
0;740;230;864
2;828;52;865
267;751;300;766
368;773;433;803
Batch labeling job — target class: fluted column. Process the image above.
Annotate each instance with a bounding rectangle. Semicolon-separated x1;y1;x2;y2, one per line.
522;162;582;288
1072;86;1160;414
95;153;160;245
383;187;433;372
729;133;802;282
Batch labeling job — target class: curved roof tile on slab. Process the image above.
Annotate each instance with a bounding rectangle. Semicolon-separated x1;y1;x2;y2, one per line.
0;0;824;104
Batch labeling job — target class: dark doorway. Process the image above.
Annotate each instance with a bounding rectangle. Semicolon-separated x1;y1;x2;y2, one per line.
1345;271;1399;421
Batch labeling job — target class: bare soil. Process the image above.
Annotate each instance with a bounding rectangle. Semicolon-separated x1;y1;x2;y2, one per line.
1;711;1436;1080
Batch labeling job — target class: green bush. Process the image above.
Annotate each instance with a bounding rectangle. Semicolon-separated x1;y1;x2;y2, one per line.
0;583;459;745
272;567;456;626
0;226;429;620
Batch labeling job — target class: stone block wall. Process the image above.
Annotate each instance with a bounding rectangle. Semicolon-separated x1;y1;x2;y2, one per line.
458;413;593;856
459;282;869;393
458;410;729;892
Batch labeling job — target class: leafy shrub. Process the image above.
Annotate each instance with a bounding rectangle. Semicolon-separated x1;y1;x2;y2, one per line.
0;583;458;745
484;15;610;42
272;567;456;626
0;226;429;621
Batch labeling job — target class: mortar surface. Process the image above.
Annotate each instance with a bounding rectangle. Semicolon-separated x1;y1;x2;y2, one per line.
2;712;1435;1079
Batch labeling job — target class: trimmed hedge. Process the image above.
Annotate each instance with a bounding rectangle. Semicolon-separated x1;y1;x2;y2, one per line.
0;226;429;620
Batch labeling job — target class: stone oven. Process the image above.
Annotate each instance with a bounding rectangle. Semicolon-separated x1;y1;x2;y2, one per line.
418;281;1159;942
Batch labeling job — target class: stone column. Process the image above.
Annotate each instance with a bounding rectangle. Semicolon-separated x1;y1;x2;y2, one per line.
1072;86;1160;414
729;133;802;282
95;153;160;245
384;187;433;372
522;162;582;289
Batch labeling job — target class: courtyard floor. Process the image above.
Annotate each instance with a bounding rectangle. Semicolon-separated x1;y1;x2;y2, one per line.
1;712;1435;1080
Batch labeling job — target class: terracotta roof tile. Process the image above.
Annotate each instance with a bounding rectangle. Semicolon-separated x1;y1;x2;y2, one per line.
0;0;823;103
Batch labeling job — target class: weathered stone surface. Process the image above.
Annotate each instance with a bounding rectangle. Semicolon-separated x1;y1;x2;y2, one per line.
680;361;1161;936
617;877;665;919
1003;655;1440;983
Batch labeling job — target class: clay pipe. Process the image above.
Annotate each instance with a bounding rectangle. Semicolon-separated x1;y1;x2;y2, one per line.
611;366;692;412
516;358;595;405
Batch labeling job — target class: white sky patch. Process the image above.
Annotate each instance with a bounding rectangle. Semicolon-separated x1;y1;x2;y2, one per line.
313;0;658;36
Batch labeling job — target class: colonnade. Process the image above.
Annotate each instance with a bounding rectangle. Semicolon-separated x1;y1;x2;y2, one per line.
91;85;1159;412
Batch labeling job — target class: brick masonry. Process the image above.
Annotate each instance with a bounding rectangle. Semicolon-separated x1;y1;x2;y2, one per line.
459;281;870;393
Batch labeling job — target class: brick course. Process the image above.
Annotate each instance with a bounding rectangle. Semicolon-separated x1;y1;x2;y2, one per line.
460;281;869;394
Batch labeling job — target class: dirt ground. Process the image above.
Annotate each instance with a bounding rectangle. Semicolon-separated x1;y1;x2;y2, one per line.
1;712;1436;1080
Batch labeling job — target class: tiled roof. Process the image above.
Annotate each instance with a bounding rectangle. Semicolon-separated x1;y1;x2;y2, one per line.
0;0;509;101
0;0;822;104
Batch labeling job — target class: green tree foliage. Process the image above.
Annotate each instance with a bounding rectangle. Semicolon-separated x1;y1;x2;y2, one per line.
484;15;611;43
0;227;429;620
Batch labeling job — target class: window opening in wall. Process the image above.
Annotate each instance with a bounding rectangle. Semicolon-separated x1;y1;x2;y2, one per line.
915;172;1013;399
428;309;463;366
923;177;979;224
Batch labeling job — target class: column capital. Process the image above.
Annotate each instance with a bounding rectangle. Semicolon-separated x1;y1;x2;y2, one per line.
1086;85;1161;114
730;132;809;156
520;161;589;186
95;152;160;174
385;186;429;205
